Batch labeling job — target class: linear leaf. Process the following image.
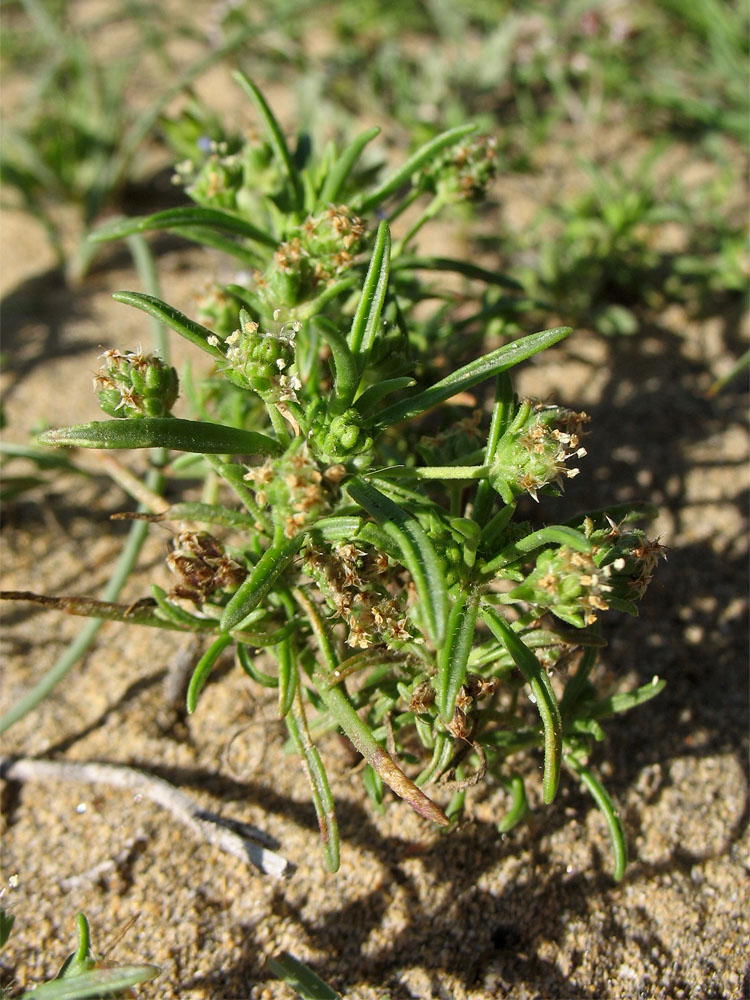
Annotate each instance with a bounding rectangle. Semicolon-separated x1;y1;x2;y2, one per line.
286;695;340;872
391;254;522;290
481;604;563;804
564;754;628;881
345;477;447;647
316;126;381;208
436;590;479;719
186;633;233;713
220;535;305;632
267;953;341;1000
232;72;303;212
375;326;572;428
40;418;282;456
19;965;159;1000
111;291;226;359
347;220;391;358
355;123;478;213
90;206;277;247
354;377;416;415
313;316;358;411
483;524;593;574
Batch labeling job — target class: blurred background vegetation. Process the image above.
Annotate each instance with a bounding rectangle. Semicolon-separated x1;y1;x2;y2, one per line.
1;0;747;332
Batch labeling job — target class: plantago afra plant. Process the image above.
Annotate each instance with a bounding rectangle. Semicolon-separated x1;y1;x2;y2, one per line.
2;77;664;880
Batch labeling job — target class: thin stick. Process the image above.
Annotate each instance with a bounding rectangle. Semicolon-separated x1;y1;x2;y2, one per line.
0;756;291;880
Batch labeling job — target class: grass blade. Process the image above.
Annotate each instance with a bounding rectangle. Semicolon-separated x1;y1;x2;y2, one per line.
232;72;303;213
186;633;233;713
564;753;628;881
286;691;340;872
316;126;381;208
267;953;341;999
220;535;305;632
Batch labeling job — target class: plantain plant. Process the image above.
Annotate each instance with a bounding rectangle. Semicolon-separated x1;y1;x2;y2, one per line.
2;76;664;879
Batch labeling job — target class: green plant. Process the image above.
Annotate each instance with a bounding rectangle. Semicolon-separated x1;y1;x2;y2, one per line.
1;909;157;1000
2;80;663;881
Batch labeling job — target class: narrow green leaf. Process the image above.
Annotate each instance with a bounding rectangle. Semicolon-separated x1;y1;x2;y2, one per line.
316;126;381;208
391;254;522;290
375;326;572;428
347;219;391;358
498;773;529;832
232;72;303;212
19;966;159;1000
277;637;298;718
588;676;666;719
286;697;340;872
345;477;447;647
154;225;262;265
186;633;233;713
564;753;628;881
154;502;258;531
313;316;358;411
220;535;305;632
267;953;341;1000
150;585;210;630
483;525;593;574
308;515;363;543
481;604;563;804
89;206;277;248
237;643;278;688
354;376;416;415
436;590;479;719
111;291;226;360
293;587;448;825
355;123;478;213
0;590;214;633
40;418;282;456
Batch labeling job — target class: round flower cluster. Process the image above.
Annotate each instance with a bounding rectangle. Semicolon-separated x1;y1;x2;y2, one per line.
415;134;498;202
243;441;331;537
489;399;589;503
255;206;366;310
94;349;178;419
508;517;665;627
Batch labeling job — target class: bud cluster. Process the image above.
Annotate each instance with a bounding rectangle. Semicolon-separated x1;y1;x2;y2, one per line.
415;134;498;202
94;349;178;419
309;408;374;465
214;310;301;403
489;399;589;503
173;136;281;215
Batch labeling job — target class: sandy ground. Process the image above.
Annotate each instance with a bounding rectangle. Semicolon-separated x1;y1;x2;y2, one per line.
1;56;749;1000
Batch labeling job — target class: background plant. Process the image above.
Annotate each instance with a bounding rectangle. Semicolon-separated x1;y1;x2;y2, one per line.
3;81;664;881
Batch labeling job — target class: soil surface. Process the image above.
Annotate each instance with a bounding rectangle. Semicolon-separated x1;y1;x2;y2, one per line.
1;59;749;1000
